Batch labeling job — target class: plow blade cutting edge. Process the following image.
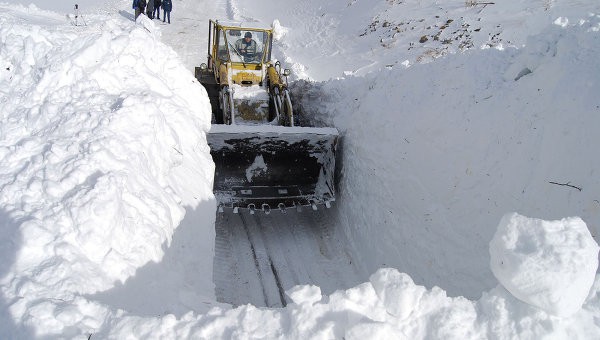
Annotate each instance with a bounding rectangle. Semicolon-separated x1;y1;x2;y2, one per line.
208;124;338;210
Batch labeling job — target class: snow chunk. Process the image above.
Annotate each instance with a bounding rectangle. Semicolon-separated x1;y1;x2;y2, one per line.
554;17;569;27
287;285;322;305
369;268;426;319
231;84;269;101
489;213;599;317
246;155;268;183
272;19;288;41
135;14;161;39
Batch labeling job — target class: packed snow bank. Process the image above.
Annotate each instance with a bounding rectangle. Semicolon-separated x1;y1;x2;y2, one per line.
104;214;597;339
99;266;600;339
228;0;600;81
6;0;101;14
293;17;600;298
0;4;215;337
490;213;599;317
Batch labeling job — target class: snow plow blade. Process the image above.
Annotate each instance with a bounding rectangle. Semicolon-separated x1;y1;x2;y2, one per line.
208;125;338;210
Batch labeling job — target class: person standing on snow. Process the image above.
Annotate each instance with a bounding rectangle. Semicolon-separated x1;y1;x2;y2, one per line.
132;0;141;19
133;0;146;20
146;0;154;19
162;0;172;24
154;0;162;20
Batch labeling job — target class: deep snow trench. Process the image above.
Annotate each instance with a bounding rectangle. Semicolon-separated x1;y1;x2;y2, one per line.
1;1;600;337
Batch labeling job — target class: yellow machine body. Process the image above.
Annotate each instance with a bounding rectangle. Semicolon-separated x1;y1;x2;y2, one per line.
195;20;338;212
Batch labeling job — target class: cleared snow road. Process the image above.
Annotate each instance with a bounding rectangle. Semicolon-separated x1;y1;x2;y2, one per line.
213;207;365;307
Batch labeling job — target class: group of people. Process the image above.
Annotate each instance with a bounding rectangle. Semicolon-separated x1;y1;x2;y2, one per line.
132;0;172;24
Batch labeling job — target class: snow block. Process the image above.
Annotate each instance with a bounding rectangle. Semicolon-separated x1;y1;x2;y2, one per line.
489;213;599;317
369;268;426;319
287;285;322;305
135;14;160;39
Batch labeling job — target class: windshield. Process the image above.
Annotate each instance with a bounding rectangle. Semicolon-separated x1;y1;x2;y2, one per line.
225;29;269;64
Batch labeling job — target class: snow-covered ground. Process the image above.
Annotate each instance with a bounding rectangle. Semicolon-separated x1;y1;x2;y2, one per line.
1;0;600;338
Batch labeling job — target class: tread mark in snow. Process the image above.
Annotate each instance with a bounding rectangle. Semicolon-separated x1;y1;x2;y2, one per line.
239;213;270;307
213;208;365;307
269;259;287;307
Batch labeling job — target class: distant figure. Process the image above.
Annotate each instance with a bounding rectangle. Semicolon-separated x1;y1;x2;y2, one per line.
132;0;140;19
146;0;154;19
154;0;162;20
162;0;172;24
132;0;146;20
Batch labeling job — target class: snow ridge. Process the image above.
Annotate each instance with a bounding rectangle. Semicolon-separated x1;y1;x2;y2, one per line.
0;7;214;337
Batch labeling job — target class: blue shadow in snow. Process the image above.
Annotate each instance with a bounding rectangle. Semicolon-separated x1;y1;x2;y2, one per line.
0;209;35;339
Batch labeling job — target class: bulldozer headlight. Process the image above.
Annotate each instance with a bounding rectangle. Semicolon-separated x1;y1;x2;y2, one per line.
200;63;208;70
283;68;291;77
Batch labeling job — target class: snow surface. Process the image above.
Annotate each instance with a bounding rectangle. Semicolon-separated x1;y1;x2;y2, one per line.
1;0;600;338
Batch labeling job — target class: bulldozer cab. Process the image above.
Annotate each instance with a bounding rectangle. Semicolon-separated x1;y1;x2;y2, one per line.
208;21;273;83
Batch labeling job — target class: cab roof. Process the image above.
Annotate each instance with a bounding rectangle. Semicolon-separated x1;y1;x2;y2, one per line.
215;20;272;32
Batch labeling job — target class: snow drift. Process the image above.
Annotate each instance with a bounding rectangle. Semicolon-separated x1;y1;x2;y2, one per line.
0;5;215;337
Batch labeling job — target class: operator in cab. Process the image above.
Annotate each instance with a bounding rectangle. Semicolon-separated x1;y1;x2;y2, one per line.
235;32;258;62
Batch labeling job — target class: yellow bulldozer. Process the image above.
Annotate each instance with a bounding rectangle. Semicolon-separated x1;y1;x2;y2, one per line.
196;20;338;214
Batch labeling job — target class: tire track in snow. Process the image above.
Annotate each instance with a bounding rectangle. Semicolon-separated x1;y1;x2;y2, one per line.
214;212;267;306
296;207;359;293
242;213;286;307
213;217;234;303
213;207;365;307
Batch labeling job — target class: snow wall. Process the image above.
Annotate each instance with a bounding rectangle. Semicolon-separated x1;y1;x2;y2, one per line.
293;18;600;299
0;8;216;337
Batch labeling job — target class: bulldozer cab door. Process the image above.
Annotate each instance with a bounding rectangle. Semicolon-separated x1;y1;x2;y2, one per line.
208;22;230;82
216;28;229;63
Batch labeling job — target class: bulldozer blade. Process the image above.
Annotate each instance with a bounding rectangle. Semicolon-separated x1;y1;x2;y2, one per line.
207;124;338;210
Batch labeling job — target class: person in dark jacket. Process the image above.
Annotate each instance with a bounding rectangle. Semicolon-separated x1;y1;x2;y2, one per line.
133;0;146;20
234;32;258;62
154;0;162;20
132;0;140;19
146;0;154;19
162;0;172;24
